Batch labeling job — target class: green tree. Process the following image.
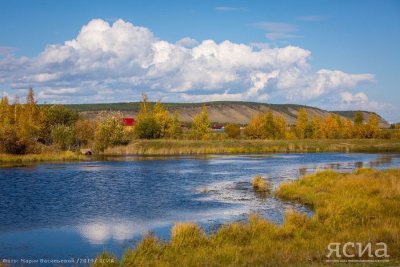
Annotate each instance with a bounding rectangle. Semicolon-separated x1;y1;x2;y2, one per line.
224;123;241;139
94;112;128;152
134;94;162;139
354;111;364;125
191;105;210;140
264;110;275;139
51;124;76;150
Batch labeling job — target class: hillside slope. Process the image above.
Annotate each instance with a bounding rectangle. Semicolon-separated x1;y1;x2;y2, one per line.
64;101;389;128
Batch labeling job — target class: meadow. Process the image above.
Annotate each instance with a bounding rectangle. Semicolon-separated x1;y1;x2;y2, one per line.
93;168;400;266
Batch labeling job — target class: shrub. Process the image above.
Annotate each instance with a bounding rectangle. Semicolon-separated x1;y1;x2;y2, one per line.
134;115;161;139
224;124;241;139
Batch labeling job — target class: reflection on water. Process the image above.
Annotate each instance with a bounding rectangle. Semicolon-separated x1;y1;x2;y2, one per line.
0;153;399;259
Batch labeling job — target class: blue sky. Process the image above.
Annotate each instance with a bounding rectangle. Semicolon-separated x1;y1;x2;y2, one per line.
0;0;399;121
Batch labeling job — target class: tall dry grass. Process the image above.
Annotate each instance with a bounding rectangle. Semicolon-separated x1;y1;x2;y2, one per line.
104;139;400;155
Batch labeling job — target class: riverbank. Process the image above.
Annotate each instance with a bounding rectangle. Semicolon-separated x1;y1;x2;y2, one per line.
0;151;83;164
105;139;400;155
1;139;399;164
97;168;399;266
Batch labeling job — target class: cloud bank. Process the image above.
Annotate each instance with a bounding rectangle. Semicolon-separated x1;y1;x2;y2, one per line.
0;18;375;108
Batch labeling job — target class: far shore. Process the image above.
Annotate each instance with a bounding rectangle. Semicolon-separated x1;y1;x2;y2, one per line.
1;139;400;165
104;139;400;155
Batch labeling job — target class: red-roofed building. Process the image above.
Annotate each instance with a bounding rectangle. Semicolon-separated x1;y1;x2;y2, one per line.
122;118;135;126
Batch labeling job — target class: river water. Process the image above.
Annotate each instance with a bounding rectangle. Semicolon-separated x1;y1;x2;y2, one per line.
0;153;399;261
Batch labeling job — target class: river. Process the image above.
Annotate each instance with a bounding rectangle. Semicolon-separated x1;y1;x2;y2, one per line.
0;153;399;260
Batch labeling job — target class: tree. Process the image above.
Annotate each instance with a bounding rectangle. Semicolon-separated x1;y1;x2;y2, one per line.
225;123;241;139
274;114;287;139
191;105;210;140
343;118;354;139
134;116;161;139
309;115;322;139
244;112;264;139
75;118;96;146
166;111;182;139
296;108;308;139
51;125;76;150
41;105;79;144
354;112;364;125
365;114;380;138
321;113;339;139
264;110;275;139
154;101;171;138
94;112;129;152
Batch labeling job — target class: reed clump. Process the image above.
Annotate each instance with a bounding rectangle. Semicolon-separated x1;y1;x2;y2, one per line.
252;175;271;193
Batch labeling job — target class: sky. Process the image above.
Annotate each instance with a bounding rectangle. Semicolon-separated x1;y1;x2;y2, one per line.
0;0;399;122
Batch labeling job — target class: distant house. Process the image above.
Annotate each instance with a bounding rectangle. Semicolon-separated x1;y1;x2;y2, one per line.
122;117;135;126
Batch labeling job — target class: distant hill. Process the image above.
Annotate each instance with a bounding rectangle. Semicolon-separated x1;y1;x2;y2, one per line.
62;101;390;128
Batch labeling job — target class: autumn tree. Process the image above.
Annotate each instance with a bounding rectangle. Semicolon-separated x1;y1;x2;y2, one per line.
244;112;265;139
166;111;182;139
191;105;210;140
296;108;308;139
273;114;287;139
264;110;275;139
321;113;339;139
365;114;380;138
308;115;322;139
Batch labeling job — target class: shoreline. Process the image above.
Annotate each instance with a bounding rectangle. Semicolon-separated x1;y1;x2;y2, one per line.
104;139;400;155
102;168;400;266
1;139;400;164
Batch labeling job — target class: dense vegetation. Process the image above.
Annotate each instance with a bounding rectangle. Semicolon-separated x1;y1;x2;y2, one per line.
93;168;400;266
1;90;399;160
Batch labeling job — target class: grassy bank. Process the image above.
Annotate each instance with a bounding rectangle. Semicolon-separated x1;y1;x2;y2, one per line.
95;168;400;266
104;139;400;155
0;151;83;164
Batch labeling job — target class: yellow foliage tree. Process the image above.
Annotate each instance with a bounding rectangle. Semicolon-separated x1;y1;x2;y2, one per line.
296;108;308;139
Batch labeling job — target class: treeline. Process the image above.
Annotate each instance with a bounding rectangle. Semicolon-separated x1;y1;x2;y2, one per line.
1;90;399;155
243;108;396;140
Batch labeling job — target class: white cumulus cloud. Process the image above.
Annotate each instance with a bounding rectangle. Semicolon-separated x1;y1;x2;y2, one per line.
0;18;375;106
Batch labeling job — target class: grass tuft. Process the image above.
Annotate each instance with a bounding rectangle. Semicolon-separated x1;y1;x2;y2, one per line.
252;175;271;193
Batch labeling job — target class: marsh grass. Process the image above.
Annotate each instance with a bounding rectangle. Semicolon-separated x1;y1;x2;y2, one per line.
104;139;400;155
252;175;271;194
96;168;400;266
0;151;82;164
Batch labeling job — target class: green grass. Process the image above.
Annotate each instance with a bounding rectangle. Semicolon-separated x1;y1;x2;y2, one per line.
104;139;400;155
0;151;83;164
95;168;400;266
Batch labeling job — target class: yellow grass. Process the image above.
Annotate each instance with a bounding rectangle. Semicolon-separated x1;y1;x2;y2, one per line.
104;139;400;155
95;168;400;266
252;175;271;193
0;151;82;164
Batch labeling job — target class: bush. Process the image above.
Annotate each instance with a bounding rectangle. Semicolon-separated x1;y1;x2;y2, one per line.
224;124;241;139
134;116;161;139
94;112;129;152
